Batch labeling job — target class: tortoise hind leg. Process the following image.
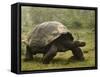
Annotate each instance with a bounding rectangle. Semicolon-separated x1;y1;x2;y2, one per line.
43;45;57;64
24;45;33;61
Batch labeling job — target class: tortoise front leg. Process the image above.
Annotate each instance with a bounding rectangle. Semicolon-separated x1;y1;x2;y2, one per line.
43;45;57;64
71;47;85;61
65;41;85;61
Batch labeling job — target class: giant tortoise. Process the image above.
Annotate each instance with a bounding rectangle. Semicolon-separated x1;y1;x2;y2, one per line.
23;21;86;64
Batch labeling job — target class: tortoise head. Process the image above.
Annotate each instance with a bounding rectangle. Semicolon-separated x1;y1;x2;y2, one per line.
54;32;86;51
60;33;86;48
73;40;86;47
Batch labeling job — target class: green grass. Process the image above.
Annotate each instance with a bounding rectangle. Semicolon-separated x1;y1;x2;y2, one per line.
21;28;95;71
21;50;95;71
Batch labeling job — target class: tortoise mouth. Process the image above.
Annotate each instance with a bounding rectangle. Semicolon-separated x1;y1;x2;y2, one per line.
77;41;86;47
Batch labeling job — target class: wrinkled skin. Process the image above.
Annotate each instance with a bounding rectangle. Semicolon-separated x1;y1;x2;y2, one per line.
24;32;86;64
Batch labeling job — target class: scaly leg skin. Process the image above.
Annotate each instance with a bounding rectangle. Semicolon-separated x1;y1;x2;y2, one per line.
24;45;33;61
70;47;85;61
43;45;57;64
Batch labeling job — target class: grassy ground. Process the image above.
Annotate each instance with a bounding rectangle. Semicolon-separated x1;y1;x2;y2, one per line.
21;28;95;71
21;50;95;71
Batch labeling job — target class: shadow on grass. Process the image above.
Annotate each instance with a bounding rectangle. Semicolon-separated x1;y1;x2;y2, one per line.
22;56;80;65
52;57;83;65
